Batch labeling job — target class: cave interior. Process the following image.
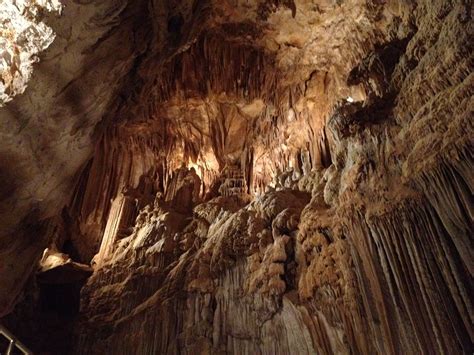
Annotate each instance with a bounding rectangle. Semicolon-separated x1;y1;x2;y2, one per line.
0;0;473;354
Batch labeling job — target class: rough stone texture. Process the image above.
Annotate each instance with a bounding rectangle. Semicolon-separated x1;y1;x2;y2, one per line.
0;0;473;354
0;0;62;105
0;0;149;316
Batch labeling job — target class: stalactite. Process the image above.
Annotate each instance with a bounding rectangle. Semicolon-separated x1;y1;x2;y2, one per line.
70;3;472;350
2;1;471;354
151;33;282;105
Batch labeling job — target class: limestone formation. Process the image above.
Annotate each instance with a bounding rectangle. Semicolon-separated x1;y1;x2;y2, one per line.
0;0;472;354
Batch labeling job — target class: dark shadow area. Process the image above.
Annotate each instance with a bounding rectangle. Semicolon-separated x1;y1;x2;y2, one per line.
2;273;90;355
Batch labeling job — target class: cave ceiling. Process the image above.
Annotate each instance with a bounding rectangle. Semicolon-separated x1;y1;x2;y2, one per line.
0;0;412;238
0;0;472;353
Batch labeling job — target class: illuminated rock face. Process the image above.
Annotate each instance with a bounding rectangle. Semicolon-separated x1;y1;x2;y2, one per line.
0;0;473;354
0;0;62;106
0;0;149;316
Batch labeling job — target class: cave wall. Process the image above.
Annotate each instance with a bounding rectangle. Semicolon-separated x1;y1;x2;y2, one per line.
71;1;472;354
0;0;472;354
0;0;152;316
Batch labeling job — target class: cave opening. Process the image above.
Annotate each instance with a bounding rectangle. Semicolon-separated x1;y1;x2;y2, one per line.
0;0;472;354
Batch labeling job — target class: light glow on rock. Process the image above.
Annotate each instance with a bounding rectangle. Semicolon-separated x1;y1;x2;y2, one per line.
0;0;62;106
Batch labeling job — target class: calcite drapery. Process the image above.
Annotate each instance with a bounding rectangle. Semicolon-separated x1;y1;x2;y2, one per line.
0;0;472;354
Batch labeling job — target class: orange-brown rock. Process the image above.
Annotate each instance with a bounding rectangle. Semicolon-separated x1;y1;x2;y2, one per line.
0;0;472;354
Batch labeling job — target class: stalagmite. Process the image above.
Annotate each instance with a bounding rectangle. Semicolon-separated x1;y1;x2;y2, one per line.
0;0;472;354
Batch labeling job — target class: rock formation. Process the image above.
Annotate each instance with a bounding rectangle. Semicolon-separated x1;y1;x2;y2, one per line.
0;0;472;354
